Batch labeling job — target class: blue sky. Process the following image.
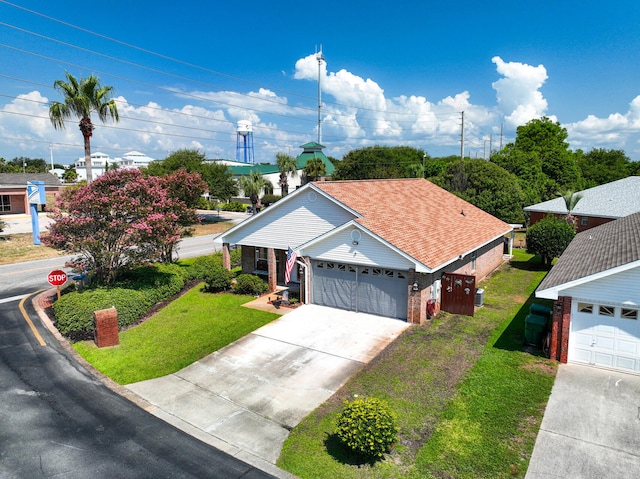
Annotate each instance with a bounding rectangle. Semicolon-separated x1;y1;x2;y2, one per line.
1;0;640;165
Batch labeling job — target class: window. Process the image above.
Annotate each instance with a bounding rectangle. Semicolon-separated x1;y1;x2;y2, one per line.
0;195;10;212
361;268;369;275
622;309;638;320
578;303;594;313
581;217;588;226
598;305;615;317
384;270;394;278
326;262;335;270
372;268;382;276
348;265;356;273
397;272;406;279
338;264;346;272
317;262;324;269
255;248;268;272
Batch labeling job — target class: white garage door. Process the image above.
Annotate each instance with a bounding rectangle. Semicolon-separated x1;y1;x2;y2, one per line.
312;261;408;320
570;302;640;374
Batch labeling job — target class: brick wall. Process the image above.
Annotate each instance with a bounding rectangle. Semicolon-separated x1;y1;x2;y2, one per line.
550;296;572;363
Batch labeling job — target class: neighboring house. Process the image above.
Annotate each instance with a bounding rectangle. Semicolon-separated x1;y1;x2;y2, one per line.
0;173;64;215
219;142;335;198
74;151;156;181
215;178;512;324
536;212;640;374
524;176;640;232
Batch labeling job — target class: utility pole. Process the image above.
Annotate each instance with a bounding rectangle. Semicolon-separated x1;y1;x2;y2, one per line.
460;111;465;160
49;144;54;173
489;134;492;158
316;46;325;144
500;123;503;150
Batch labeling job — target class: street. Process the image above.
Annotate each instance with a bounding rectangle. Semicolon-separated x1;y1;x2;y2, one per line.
0;215;281;478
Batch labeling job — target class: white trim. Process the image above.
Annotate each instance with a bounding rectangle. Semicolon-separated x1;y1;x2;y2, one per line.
297;220;432;273
536;260;640;300
214;182;361;245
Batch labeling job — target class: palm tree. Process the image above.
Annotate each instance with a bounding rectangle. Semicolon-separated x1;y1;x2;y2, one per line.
560;190;583;230
303;157;326;184
276;152;298;196
239;171;273;214
49;73;119;183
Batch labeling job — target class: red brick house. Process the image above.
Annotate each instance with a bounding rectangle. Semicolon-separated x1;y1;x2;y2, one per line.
0;173;64;215
524;176;640;233
216;178;512;324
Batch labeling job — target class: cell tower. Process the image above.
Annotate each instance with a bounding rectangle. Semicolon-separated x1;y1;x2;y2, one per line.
235;120;255;163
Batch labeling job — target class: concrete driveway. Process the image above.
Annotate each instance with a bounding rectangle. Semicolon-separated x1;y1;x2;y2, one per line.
526;363;640;479
127;305;409;470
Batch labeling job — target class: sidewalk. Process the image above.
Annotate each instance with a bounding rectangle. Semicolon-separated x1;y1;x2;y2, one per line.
0;213;52;235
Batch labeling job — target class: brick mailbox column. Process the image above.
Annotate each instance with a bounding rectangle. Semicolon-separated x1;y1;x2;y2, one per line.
94;307;119;347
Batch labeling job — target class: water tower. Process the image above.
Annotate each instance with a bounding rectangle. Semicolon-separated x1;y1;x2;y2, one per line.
235;120;255;164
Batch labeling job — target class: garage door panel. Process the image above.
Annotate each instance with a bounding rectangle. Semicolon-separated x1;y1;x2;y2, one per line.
594;352;615;367
617;339;638;355
573;332;593;347
615;356;637;372
596;337;615;351
572;348;592;363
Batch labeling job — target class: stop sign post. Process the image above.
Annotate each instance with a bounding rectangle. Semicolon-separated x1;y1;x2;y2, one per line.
48;269;67;299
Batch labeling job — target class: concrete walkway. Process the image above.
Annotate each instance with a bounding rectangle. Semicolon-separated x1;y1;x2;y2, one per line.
126;305;409;470
526;363;640;478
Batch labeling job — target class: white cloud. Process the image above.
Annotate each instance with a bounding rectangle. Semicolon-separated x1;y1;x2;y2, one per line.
491;56;551;127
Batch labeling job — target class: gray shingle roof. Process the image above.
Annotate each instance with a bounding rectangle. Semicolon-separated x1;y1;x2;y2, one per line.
524;176;640;218
0;173;62;187
537;211;640;292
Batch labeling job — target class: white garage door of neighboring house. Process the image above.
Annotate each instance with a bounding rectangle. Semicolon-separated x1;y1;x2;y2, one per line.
312;261;408;320
570;301;640;374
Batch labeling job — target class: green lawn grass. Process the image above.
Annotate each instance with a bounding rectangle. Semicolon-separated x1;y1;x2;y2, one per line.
277;251;556;479
73;286;279;384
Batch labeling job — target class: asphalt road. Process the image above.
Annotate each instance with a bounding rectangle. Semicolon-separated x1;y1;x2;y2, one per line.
0;298;274;478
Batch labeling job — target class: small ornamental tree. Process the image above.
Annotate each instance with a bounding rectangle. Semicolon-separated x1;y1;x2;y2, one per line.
526;214;575;268
43;168;205;284
335;397;398;459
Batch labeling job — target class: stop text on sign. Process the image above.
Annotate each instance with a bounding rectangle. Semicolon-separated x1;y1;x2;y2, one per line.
47;270;67;286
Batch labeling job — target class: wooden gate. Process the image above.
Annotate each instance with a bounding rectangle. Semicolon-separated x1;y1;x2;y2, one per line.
441;272;476;316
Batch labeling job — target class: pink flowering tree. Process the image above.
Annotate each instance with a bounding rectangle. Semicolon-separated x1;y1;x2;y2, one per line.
43;168;205;284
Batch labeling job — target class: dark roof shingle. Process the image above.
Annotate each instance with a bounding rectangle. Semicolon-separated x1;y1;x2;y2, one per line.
537;211;640;291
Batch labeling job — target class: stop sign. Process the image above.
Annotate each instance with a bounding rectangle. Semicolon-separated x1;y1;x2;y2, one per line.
47;270;67;287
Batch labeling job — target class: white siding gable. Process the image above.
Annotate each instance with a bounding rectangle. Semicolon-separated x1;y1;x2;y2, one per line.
220;189;356;250
301;226;416;270
562;266;640;307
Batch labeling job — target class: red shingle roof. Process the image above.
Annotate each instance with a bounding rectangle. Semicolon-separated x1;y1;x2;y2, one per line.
314;178;511;269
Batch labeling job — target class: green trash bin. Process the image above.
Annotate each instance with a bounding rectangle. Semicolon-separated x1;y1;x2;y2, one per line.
524;314;548;347
530;303;552;317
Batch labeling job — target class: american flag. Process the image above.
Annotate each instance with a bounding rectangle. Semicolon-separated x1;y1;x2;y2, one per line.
285;247;298;284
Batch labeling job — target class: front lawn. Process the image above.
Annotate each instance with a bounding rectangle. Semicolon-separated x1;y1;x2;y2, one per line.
277;251;556;478
73;287;279;384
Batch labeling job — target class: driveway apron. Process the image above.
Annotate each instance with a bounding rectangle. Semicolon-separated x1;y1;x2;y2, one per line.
526;363;640;479
126;305;409;466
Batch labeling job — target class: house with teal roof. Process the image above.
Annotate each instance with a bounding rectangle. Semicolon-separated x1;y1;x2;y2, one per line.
214;142;334;198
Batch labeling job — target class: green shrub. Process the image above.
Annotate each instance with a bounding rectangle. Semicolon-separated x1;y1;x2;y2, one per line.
220;201;246;212
53;262;190;340
229;248;242;268
261;194;281;206
53;287;149;341
203;264;233;292
334;397;398;459
232;274;268;296
188;254;223;280
115;263;186;305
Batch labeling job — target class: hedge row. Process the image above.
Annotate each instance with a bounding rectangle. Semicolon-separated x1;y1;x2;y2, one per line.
53;251;261;341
